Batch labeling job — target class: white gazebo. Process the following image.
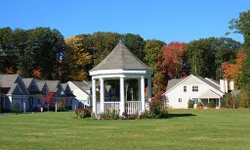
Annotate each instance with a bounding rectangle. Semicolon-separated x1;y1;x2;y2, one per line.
89;40;153;116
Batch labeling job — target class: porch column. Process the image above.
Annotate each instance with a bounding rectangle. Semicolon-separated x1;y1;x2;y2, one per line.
147;77;152;102
120;77;125;116
138;79;141;101
100;78;105;113
219;98;221;108
141;76;145;112
92;78;97;114
8;95;12;110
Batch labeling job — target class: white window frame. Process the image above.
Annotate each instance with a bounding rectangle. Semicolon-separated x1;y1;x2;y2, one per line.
183;86;187;92
192;85;199;92
178;98;182;103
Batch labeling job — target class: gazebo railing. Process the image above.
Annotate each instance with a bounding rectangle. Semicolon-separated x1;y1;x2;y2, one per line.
104;102;120;111
125;101;142;115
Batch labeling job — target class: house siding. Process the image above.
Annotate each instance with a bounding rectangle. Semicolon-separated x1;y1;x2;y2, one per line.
165;76;223;109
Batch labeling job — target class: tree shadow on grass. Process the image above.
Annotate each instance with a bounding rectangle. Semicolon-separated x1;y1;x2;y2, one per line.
168;113;196;119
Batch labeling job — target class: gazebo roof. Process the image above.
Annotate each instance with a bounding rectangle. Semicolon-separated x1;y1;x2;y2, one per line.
90;40;152;71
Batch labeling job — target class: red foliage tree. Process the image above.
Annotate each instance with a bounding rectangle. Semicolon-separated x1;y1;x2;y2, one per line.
39;92;56;111
159;42;186;79
154;42;186;94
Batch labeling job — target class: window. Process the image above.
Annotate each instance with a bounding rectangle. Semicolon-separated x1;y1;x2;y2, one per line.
178;98;182;103
192;85;199;92
183;86;187;92
30;83;35;91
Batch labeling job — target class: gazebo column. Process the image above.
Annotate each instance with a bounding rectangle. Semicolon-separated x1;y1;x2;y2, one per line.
141;76;145;112
100;78;105;113
147;78;152;102
120;77;125;116
92;78;97;114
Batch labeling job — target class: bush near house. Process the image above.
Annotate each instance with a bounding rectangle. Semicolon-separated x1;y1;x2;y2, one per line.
188;99;194;108
75;108;92;118
198;102;203;108
208;100;216;108
239;89;250;108
12;102;20;114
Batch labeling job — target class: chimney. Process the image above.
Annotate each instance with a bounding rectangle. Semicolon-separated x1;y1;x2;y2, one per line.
225;79;228;93
220;79;225;93
229;80;234;90
220;79;228;93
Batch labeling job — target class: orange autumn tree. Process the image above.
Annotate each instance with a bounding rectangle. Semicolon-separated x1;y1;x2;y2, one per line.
64;36;91;81
155;42;186;93
221;48;246;89
33;68;41;79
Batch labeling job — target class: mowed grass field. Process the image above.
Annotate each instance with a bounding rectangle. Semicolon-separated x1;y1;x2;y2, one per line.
1;109;250;150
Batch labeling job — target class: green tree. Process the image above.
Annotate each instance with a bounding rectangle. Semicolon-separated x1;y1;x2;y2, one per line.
185;37;240;79
228;10;250;88
144;39;165;71
123;33;145;61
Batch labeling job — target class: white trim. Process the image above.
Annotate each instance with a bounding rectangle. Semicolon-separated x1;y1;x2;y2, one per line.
89;69;153;76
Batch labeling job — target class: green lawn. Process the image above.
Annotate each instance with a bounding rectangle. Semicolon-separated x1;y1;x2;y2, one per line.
1;109;250;150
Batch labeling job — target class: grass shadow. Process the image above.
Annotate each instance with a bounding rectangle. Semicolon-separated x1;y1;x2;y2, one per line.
168;113;196;118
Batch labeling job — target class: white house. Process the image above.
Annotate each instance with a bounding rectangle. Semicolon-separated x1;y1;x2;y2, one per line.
164;74;227;109
67;81;91;110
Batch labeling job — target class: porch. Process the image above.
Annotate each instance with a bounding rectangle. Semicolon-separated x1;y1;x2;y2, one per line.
199;89;222;109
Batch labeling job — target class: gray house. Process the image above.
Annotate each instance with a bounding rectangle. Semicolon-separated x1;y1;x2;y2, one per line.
0;74;30;111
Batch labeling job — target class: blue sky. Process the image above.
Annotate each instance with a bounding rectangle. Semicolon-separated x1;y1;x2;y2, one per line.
0;0;249;43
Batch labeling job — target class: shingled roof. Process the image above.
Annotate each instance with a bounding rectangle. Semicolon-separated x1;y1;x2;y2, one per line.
90;40;152;71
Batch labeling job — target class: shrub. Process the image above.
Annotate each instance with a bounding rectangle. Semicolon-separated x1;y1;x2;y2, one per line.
91;112;96;120
12;102;20;114
158;108;168;118
198;102;203;107
74;108;91;118
122;111;139;120
239;89;250;108
188;99;194;108
208;100;216;108
99;109;119;120
224;93;234;108
220;97;226;108
148;92;168;118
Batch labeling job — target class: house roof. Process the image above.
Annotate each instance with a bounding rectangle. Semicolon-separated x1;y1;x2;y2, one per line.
43;80;60;92
199;89;222;99
61;83;67;90
0;74;28;94
166;79;183;91
70;81;90;91
230;90;240;96
0;74;19;87
165;74;223;94
69;81;91;96
90;40;152;71
195;76;221;91
35;80;46;91
22;78;33;88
